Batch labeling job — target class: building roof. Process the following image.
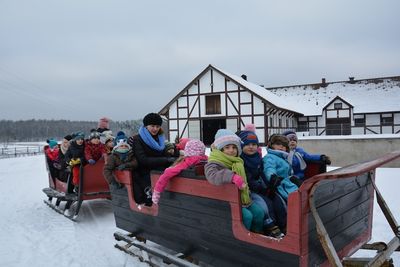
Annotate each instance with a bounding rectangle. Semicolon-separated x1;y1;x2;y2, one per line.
160;64;302;115
267;77;400;115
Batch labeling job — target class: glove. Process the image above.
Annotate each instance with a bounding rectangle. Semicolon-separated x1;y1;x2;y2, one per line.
109;180;123;190
117;164;126;170
152;190;161;205
267;174;283;196
69;158;81;166
53;162;62;170
289;175;302;187
167;157;177;164
88;159;96;165
320;155;331;165
231;174;246;190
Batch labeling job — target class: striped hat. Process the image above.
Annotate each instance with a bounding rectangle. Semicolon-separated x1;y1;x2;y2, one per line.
213;129;242;156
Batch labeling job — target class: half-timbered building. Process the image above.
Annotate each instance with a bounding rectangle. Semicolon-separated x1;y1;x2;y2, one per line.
159;64;302;145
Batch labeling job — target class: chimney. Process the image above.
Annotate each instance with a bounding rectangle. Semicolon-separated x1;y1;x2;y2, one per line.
349;77;355;84
241;74;247;81
321;78;327;87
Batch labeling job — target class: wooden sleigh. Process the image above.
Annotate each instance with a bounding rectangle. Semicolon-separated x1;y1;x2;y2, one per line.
42;146;110;220
110;151;400;267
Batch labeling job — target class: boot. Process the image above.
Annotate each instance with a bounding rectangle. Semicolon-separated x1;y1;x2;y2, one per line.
264;225;284;238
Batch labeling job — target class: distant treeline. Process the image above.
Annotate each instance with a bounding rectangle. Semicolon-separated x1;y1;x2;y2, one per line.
0;119;142;142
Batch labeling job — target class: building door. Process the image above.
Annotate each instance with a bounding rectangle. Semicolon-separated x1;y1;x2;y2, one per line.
326;118;351;135
202;119;226;145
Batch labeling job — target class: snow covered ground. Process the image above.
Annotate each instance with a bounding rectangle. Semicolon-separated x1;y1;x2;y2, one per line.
0;155;398;267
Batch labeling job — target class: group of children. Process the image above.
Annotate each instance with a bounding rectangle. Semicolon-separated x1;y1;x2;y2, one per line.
44;114;330;239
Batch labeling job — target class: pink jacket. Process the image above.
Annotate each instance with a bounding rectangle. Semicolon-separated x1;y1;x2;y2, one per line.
154;155;208;193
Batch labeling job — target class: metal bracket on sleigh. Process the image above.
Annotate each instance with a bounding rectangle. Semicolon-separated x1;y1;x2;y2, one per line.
310;171;399;267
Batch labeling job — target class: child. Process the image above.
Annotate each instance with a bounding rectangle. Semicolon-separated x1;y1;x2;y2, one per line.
205;129;264;233
104;135;115;155
152;139;208;204
238;131;286;237
58;134;73;182
283;130;331;182
103;133;137;190
65;131;86;191
45;138;60;179
128;113;177;206
84;131;105;165
175;137;189;155
263;135;298;203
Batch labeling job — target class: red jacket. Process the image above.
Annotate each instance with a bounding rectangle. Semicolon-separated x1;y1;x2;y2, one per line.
84;141;105;161
45;147;59;161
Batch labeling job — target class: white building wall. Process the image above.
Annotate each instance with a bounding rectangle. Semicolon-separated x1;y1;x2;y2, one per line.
169;102;178;119
253;98;264;114
394;113;400;123
366;114;380;125
227;92;239;116
188;96;199;117
188;84;198;95
212;73;226;92
226;119;238;133
338;110;349;117
199;71;212;94
326;110;337;118
188;120;201;139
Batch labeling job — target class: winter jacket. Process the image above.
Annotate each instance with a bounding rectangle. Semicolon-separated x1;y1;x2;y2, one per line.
241;156;268;194
84;141;105;162
65;141;86;166
129;134;177;205
154;155;208;193
204;161;235;186
289;147;321;180
103;151;137;184
263;149;298;201
45;147;60;162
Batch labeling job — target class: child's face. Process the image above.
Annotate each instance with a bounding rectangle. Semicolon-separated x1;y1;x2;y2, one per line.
222;144;238;157
76;138;84;145
106;141;114;148
90;137;100;145
242;143;258;155
146;125;161;136
288;140;297;150
167;148;175;155
272;143;287;152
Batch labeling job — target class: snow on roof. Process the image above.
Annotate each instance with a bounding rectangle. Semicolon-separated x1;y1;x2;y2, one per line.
267;78;400;116
212;65;302;114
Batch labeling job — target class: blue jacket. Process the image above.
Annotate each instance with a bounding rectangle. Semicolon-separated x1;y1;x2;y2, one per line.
262;149;298;201
290;147;321;180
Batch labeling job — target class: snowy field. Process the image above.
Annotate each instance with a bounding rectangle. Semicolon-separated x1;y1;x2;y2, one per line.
0;154;398;267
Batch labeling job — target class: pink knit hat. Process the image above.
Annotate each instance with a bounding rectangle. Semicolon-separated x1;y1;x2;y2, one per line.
176;138;190;151
184;139;206;157
244;123;256;132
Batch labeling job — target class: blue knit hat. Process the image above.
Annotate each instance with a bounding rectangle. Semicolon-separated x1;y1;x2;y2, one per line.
238;130;259;147
72;131;85;141
47;138;58;149
213;129;242;155
282;130;297;141
114;131;127;146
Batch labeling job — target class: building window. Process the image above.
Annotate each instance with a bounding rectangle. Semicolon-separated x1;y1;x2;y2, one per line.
354;118;365;127
205;95;221;115
269;117;273;127
381;116;393;126
334;103;342;109
297;121;307;132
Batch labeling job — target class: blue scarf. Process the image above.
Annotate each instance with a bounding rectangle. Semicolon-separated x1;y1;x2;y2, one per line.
241;152;262;171
139;126;165;152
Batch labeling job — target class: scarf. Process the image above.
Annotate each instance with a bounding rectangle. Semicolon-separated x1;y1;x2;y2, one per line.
60;144;69;155
241;152;262;171
287;150;307;171
208;149;251;206
138;126;165;152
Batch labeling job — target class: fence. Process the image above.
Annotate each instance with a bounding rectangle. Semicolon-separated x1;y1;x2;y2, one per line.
0;145;44;159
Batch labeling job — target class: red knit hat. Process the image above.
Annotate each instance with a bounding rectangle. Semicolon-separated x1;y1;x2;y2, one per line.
98;117;110;129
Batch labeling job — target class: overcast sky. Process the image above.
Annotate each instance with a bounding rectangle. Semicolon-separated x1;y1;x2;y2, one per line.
1;0;399;121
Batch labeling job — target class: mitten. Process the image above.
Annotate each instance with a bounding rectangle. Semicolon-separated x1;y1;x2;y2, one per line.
268;174;283;192
152;190;161;205
53;162;61;170
320;155;331;165
289;175;302;187
117;164;126;170
69;158;81;166
88;159;96;165
231;174;246;189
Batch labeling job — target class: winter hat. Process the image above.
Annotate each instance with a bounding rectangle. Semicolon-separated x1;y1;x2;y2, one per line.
269;134;289;151
98;117;110;129
63;134;73;141
114;131;127;146
89;131;101;140
104;135;114;144
143;113;162;126
72;131;85;141
176;138;189;151
244;123;256;133
213;129;242;156
47;138;58;149
238;130;259;147
283;130;298;142
113;137;131;152
184;139;206;157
